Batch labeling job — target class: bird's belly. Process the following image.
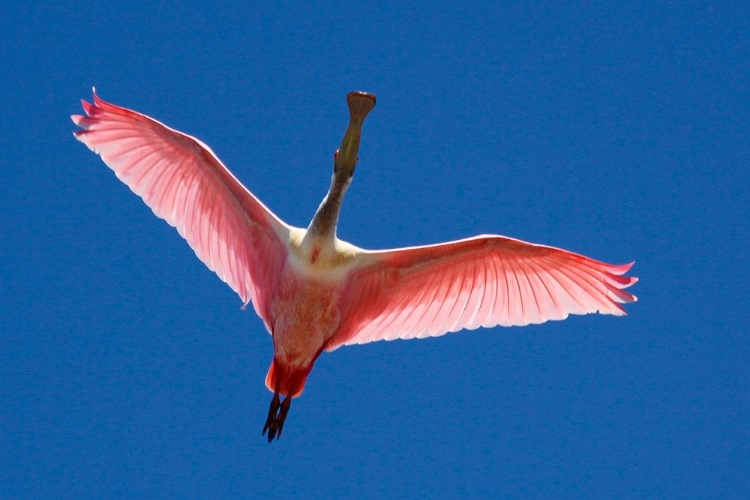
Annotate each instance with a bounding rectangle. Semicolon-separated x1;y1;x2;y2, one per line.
270;270;342;368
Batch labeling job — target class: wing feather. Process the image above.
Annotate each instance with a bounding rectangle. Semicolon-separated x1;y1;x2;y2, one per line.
329;235;637;348
72;90;290;326
425;265;454;336
394;265;439;340
476;250;497;329
463;256;485;330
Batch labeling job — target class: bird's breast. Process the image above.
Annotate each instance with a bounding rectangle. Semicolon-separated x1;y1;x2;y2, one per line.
270;267;343;368
287;228;364;279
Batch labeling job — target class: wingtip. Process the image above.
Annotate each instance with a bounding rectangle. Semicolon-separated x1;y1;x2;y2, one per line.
610;261;636;274
78;98;95;116
92;87;104;107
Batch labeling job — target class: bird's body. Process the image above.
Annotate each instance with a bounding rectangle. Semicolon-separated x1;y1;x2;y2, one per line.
72;90;637;441
268;229;360;397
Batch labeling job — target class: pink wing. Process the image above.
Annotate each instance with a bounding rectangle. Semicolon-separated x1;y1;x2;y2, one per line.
330;235;637;348
71;90;290;328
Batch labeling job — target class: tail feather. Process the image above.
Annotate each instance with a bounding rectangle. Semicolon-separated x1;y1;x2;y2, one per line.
265;360;309;398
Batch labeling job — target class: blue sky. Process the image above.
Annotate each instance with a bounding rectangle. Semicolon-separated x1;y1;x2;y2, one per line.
1;2;748;498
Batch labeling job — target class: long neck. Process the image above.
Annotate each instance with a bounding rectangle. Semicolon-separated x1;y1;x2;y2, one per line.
304;91;376;242
307;171;350;239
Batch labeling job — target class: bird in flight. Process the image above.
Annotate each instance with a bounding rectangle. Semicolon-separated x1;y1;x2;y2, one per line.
72;90;637;442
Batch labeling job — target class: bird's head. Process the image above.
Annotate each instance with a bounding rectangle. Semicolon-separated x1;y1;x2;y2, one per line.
334;92;376;178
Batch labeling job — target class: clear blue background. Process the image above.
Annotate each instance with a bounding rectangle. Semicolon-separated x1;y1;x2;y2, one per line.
2;2;748;498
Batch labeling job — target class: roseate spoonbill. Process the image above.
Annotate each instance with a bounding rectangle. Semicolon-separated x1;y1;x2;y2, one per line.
72;89;637;442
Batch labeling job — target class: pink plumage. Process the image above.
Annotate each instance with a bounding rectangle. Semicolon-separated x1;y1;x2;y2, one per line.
72;89;637;441
72;91;290;327
332;237;636;348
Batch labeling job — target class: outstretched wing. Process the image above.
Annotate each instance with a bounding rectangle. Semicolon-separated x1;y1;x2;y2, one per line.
330;235;637;348
72;90;290;328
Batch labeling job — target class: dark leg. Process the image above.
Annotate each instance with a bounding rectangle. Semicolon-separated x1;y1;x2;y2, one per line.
262;392;280;442
261;392;292;442
276;396;292;439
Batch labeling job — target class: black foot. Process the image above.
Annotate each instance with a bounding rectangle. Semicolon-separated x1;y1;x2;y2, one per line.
262;393;291;442
262;393;280;440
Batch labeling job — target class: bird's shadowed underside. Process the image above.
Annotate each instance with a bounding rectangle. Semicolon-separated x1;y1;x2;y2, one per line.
72;89;637;442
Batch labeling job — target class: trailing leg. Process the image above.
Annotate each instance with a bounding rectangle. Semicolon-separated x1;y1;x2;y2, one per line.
262;392;281;442
261;392;292;442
